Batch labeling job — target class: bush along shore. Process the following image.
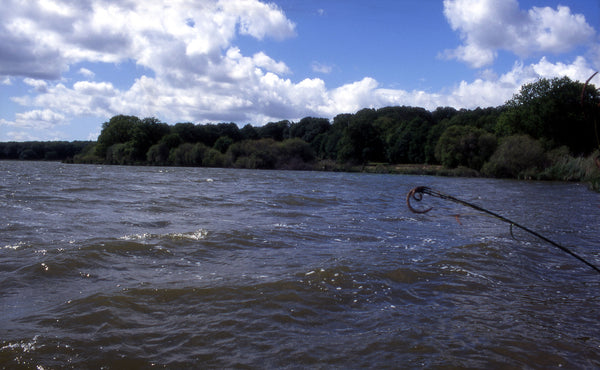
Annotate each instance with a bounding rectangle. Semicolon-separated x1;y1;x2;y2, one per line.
2;76;600;191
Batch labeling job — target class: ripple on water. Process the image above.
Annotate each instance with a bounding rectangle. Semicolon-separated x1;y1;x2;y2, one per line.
1;163;600;368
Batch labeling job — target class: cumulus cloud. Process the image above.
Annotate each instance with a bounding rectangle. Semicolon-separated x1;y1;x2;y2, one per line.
78;68;95;78
0;0;301;136
219;0;296;40
24;78;49;93
6;54;597;140
0;0;296;80
11;80;119;121
314;56;597;114
1;109;66;130
443;0;595;67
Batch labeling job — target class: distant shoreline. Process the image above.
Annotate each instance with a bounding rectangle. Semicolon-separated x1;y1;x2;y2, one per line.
4;157;598;189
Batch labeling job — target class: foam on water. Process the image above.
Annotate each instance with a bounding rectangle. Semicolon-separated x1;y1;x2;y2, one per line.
119;229;209;242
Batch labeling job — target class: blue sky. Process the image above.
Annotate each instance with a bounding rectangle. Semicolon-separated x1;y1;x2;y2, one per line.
1;0;599;141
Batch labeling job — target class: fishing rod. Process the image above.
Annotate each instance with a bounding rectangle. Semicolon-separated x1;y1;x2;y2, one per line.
581;71;600;168
406;186;600;274
582;71;600;152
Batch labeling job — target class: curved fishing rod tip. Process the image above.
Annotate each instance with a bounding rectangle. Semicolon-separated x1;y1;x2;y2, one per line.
406;186;433;214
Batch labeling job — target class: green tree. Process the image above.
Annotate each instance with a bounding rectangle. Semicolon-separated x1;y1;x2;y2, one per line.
435;125;497;170
258;120;290;141
73;143;102;163
432;106;458;123
495;76;600;154
215;123;242;142
95;115;141;158
277;138;315;167
213;136;234;153
147;144;169;165
337;108;384;163
446;107;503;132
289;117;330;143
146;133;183;165
105;142;135;165
130;117;170;161
310;113;352;160
173;122;205;143
240;124;259;140
375;106;433;133
482;135;546;178
18;148;37;160
386;117;433;164
203;148;227;167
168;143;203;166
228;139;279;169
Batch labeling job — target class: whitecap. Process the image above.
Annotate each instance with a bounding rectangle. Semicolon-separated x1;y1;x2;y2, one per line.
119;233;151;241
0;335;41;353
119;229;208;241
166;229;208;240
3;241;29;250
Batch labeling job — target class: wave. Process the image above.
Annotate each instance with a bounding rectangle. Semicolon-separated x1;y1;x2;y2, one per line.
119;229;208;242
4;251;600;368
270;193;343;208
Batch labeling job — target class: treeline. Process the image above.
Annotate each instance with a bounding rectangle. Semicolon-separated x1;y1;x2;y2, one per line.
4;76;599;186
74;76;600;183
0;141;91;161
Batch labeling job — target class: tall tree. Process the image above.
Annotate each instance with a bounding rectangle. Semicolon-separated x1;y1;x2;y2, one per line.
435;125;497;170
496;76;600;154
130;117;170;160
337;109;384;163
95;115;141;157
258;120;290;141
289;117;330;143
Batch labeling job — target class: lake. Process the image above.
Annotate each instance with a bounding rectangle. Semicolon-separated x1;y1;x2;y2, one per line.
1;160;599;368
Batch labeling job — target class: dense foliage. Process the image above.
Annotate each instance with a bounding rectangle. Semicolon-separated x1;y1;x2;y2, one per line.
3;76;600;186
0;141;91;161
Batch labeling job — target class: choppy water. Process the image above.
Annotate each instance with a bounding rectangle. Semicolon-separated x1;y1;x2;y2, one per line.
1;160;600;368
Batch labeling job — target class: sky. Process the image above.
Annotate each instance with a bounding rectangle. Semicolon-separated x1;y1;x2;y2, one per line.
1;0;599;142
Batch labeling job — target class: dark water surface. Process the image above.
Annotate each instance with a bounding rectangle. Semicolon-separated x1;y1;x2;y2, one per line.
1;161;600;368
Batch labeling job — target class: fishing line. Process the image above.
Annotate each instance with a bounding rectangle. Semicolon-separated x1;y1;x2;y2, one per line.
406;186;600;274
581;71;600;155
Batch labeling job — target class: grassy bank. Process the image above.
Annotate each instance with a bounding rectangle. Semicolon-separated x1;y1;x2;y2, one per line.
354;150;600;192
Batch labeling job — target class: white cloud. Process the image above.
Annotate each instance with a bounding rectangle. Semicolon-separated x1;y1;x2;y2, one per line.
0;0;296;80
311;62;333;74
219;0;296;40
530;56;595;82
326;78;380;114
24;78;49;93
8;54;597;135
1;109;66;130
1;128;67;141
312;56;597;115
78;67;95;78
73;81;117;96
530;6;593;53
443;0;595;67
15;81;119;118
0;0;300;127
252;52;290;75
2;130;41;141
